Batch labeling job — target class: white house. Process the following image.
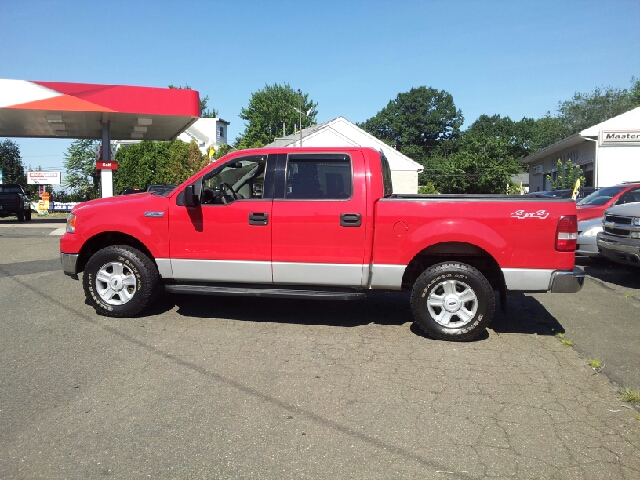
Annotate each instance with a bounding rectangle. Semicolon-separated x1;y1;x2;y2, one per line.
177;117;230;154
266;116;424;194
114;117;230;155
522;107;640;190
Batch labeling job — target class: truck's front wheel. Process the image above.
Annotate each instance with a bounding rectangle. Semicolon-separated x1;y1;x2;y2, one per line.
83;245;158;317
410;262;494;341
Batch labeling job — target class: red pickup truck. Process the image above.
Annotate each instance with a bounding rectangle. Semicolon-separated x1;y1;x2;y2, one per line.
60;147;583;341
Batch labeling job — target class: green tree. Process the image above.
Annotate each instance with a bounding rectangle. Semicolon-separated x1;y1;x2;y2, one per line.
0;139;26;184
528;115;567;153
423;134;523;194
631;77;640;106
238;83;318;147
63;140;100;200
545;159;586;191
359;86;463;162
556;83;639;136
465;114;535;159
210;142;235;160
168;85;218;118
113;140;207;193
529;78;640;151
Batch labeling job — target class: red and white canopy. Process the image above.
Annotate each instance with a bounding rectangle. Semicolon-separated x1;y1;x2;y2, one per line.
0;79;200;140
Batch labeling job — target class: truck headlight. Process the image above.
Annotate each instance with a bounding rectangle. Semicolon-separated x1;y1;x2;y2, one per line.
631;232;640;239
66;213;76;233
633;217;640;226
582;225;603;237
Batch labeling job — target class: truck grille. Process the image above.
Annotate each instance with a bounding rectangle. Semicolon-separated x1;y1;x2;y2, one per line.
603;214;636;238
604;214;632;225
604;226;631;237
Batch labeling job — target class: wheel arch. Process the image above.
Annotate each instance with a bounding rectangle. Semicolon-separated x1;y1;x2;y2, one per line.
401;241;507;311
76;231;156;274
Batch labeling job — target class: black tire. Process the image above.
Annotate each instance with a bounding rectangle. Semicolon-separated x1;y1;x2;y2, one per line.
83;245;159;317
410;262;494;341
17;210;25;222
25;209;32;221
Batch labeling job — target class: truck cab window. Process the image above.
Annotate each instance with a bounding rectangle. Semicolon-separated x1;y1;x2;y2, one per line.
201;156;266;205
285;158;352;200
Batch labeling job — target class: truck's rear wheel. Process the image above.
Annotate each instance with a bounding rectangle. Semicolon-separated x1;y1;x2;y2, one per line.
17;210;24;222
410;262;494;341
25;209;32;221
83;245;158;317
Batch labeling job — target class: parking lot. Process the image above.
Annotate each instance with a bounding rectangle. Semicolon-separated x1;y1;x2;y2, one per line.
1;218;639;479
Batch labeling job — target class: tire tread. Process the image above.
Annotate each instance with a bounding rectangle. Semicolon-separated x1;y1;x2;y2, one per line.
83;245;158;318
410;262;494;342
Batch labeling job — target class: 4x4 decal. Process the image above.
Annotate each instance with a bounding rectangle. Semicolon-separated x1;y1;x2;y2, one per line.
511;209;549;220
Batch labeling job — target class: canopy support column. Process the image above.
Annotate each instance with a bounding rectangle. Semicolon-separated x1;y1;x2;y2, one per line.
100;121;113;198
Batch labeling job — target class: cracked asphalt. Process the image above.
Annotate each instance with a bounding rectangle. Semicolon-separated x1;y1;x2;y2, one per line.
1;219;639;478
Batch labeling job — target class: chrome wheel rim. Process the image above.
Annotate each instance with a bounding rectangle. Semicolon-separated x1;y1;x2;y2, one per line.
427;279;478;327
95;261;137;305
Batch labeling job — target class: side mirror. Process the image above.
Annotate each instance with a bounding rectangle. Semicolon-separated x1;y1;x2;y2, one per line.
184;185;199;206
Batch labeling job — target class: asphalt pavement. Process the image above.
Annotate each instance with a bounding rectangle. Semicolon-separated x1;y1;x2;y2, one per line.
1;219;639;479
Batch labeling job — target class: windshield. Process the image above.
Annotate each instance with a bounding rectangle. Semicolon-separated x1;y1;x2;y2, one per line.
577;186;625;206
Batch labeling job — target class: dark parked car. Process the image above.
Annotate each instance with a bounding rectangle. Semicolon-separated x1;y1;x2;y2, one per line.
0;184;32;221
120;188;143;195
147;184;177;195
528;187;598;200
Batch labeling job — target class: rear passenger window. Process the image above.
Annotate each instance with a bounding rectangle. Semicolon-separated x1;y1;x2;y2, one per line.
285;156;352;199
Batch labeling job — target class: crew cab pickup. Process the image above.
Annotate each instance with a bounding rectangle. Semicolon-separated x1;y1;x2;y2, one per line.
597;202;640;267
0;184;32;222
60;147;583;341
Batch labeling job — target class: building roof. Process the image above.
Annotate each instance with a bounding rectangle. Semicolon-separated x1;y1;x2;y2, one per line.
267;116;423;172
511;173;529;185
0;79;200;141
580;105;640;136
522;106;640;164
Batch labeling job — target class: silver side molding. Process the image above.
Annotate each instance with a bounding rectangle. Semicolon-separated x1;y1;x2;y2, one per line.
502;268;555;291
369;264;405;290
155;258;173;279
272;262;366;287
170;259;272;284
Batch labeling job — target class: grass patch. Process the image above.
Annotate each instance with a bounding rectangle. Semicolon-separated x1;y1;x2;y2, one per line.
555;333;573;347
588;359;603;369
636;414;640;422
619;387;640;403
624;292;634;298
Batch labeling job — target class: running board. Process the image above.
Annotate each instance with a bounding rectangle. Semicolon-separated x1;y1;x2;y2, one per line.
163;284;366;301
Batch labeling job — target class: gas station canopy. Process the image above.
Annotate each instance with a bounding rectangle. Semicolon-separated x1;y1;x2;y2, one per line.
0;79;200;140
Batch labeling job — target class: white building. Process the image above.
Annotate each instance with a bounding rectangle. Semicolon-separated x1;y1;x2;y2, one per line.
522;107;640;190
177;117;230;154
114;117;230;155
266;116;424;194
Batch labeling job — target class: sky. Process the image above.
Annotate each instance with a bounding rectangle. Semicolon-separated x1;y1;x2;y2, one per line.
1;0;639;173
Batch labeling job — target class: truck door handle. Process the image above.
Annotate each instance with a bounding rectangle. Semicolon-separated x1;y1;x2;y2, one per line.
340;213;362;227
249;212;268;226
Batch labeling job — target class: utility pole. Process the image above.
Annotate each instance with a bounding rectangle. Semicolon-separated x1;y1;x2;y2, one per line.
298;89;302;147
